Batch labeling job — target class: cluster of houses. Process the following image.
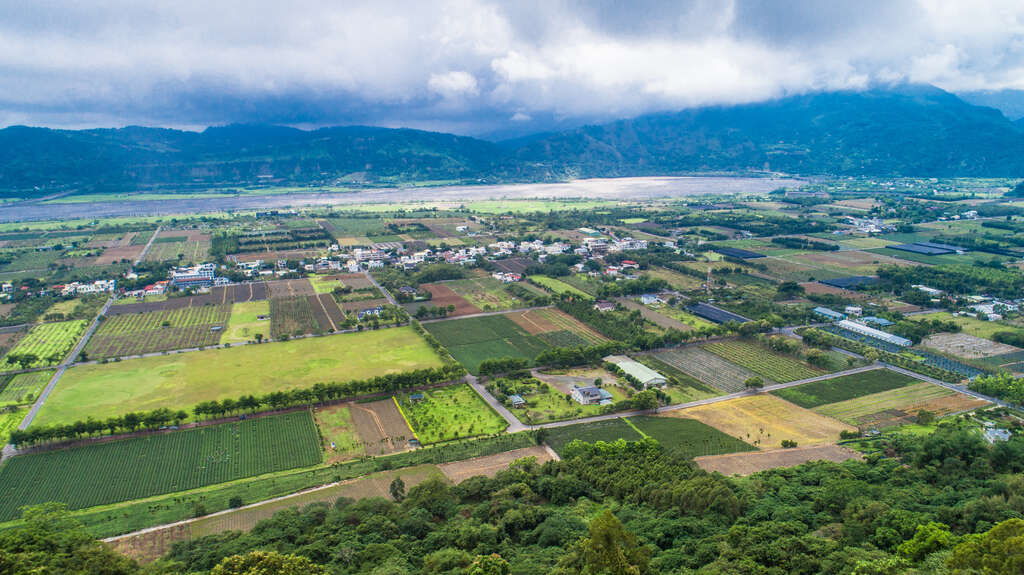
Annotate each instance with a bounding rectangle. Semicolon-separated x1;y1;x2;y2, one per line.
58;279;116;296
912;285;1020;322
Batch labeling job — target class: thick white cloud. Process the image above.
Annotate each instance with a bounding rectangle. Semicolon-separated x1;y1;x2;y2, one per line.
1;0;1023;132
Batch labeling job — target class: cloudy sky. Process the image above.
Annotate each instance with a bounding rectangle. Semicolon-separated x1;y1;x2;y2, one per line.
2;0;1024;137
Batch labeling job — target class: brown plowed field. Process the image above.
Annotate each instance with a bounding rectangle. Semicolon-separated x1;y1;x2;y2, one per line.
307;295;334;332
268;278;315;298
341;298;389;311
318;294;347;327
96;245;145;265
420;284;479;317
493;257;533;274
350;399;415;455
695;444;862;476
439;446;555;483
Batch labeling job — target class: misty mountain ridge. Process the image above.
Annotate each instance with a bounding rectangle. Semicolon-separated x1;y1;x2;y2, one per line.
2;84;1024;197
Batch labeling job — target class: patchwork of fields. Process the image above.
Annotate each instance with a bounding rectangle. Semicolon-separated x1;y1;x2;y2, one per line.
703;339;824;383
651;346;764;393
772;369;917;408
424;314;547;374
35;326;445;426
508;307;607;348
85;305;230;358
0;411;322;521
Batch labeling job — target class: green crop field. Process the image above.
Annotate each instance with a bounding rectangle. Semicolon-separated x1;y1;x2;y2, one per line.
0;370;53;406
0;408;25;445
630;416;756;459
772;368;919;409
529;275;591;297
652;346;764;393
396;384;506;444
424;314;548;374
703;339;823;382
0;411;321;521
545;419;644;455
270;296;321;338
220;300;271;344
34;327;444;426
85;305;231;358
2;320;87;370
814;382;956;425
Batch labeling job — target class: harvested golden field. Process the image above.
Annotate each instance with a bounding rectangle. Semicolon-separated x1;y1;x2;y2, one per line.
694;444;862;476
670;394;855;449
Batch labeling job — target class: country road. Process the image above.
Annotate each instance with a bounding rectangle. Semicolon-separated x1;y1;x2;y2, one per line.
134;226;161;265
1;297;114;461
364;270;396;305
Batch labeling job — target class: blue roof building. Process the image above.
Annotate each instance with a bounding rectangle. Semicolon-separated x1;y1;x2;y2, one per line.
813;307;846;321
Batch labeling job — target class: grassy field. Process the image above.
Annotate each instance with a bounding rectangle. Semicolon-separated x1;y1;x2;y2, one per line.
545;419;644;455
35;327;444;426
529;275;591;297
220;300;271;344
396;384;506;444
313;404;365;463
309;274;343;295
913;311;1024;340
424;314;547;374
630;416;756;459
2;320;87;369
772;368;919;409
0;411;322;521
645;267;703;290
814;382;957;425
703;339;823;382
671;394;856;448
85;305;231;358
0;370;53;406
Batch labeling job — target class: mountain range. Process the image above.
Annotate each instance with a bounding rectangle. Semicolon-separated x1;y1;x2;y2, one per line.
3;84;1024;198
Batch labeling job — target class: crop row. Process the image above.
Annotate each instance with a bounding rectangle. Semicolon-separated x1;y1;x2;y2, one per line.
2;320;87;369
270;296;322;338
703;340;821;383
652;346;763;393
0;410;321;521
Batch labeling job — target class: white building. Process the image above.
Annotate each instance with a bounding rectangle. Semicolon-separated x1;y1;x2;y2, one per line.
837;319;912;347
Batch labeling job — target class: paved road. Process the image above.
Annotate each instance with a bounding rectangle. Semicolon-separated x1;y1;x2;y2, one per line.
1;297;114;461
364;270;396;305
134;226;161;265
881;362;1012;408
419;305;553;324
466;363;892;433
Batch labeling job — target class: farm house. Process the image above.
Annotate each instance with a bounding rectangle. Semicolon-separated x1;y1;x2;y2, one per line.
571;385;614;406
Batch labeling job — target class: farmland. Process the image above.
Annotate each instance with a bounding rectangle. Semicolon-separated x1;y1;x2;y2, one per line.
313;404;365;463
0;411;322;521
544;419;644;455
529;275;591;297
814;382;988;427
84;305;230;358
0;408;25;444
508;307;607;348
396;384;506;443
270;295;321;338
2;320;87;369
695;444;862;476
220;300;271;344
349;398;416;455
772;368;918;409
671;394;856;448
34;327;444;426
913;311;1024;341
439;445;554;483
0;370;53;406
703;339;823;382
651;346;763;393
630;416;756;458
922;332;1020;359
424;314;548;374
444;277;523;311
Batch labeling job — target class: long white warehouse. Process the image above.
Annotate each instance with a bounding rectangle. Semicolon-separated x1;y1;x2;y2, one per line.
837;319;912;347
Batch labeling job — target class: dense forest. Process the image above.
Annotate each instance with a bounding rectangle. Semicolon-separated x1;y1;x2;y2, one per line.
3;424;1023;574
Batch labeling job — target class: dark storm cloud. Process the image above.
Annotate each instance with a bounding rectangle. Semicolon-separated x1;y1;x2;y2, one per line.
0;0;1022;135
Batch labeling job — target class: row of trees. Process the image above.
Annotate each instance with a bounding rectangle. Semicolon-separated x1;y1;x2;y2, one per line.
9;407;189;446
969;373;1024;406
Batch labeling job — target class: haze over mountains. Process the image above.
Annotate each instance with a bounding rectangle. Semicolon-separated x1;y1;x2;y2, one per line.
3;84;1024;198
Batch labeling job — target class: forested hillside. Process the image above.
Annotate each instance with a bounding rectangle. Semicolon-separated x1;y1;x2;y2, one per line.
3;424;1023;574
4;85;1024;198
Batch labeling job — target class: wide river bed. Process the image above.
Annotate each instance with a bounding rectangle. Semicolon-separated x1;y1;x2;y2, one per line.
0;176;804;222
